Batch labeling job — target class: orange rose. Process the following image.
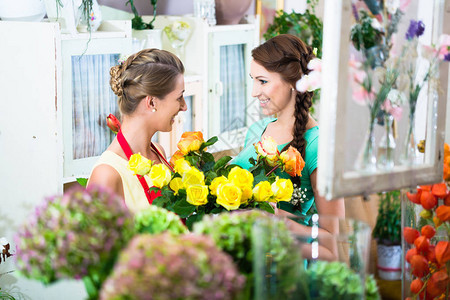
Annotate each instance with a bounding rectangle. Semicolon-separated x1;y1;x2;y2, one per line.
177;131;204;154
169;150;184;167
279;146;305;177
436;205;450;222
435;241;450;265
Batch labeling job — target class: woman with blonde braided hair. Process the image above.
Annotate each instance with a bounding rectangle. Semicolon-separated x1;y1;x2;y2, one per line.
88;49;187;213
233;34;344;259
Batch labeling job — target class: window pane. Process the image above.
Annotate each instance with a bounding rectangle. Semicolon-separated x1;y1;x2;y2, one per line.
72;54;120;159
219;44;246;132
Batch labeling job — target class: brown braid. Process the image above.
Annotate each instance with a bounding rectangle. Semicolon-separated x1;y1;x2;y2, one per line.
109;48;184;116
251;34;315;184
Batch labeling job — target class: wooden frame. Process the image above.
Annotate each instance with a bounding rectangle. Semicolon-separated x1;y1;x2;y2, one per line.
317;0;450;200
256;0;284;41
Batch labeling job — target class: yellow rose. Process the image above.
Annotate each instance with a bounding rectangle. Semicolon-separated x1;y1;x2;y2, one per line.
173;158;192;174
128;153;152;176
148;164;172;188
240;185;253;204
253;181;274;202
216;183;242;211
271;177;293;202
177;131;205;154
169;177;183;195
181;167;205;187
186;184;209;206
169;150;184;167
280;146;305;177
228;167;254;189
209;176;228;196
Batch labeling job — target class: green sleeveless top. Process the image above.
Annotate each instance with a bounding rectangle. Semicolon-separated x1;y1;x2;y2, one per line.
232;118;319;225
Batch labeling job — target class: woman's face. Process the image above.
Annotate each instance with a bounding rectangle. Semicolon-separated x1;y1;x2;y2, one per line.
250;59;294;116
155;74;187;132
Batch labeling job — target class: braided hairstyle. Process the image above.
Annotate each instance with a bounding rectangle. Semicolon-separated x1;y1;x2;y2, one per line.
110;48;184;115
252;34;315;182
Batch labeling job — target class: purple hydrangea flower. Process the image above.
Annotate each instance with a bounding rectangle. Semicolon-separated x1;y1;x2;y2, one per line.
406;20;425;40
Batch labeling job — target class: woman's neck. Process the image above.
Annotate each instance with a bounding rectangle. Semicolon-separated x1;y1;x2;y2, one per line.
119;116;156;158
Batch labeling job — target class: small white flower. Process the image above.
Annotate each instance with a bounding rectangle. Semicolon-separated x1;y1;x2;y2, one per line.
371;18;383;31
386;0;400;15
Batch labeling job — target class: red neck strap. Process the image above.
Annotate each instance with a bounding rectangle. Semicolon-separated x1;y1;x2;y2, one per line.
117;130;159;205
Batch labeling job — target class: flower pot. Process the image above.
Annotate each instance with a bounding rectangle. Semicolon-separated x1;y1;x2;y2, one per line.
214;0;252;25
377;244;402;280
132;29;163;52
0;0;46;22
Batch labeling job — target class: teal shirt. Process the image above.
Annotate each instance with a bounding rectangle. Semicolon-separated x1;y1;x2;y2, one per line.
232;118;319;225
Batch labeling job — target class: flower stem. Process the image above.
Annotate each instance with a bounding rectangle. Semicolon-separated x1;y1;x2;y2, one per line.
266;165;279;177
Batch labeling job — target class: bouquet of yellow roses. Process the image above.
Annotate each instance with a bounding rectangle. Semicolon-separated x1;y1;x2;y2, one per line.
128;132;294;228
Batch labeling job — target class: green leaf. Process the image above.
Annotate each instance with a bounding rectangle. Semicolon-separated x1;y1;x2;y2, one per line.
76;177;88;187
213;156;233;171
173;198;196;218
257;202;275;214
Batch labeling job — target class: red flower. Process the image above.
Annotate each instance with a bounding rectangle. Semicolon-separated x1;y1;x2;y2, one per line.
404;227;420;244
431;182;448;198
410;255;429;278
435;241;450;265
436;205;450;222
407;191;420;204
414;236;430;253
420;190;437;210
410;278;423;294
426;270;449;298
420;225;436;239
106;114;121;134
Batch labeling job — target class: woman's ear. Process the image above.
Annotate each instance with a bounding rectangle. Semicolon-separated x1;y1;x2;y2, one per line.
145;96;157;110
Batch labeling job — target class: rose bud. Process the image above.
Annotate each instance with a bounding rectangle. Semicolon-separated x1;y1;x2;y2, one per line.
106;113;121;134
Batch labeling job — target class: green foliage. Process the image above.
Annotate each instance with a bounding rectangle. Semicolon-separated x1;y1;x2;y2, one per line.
134;206;187;235
76;177;88;187
0;288;16;300
306;261;380;300
350;10;383;51
372;190;402;245
126;0;158;30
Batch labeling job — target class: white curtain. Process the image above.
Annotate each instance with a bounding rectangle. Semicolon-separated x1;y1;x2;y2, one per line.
72;54;119;159
220;44;246;132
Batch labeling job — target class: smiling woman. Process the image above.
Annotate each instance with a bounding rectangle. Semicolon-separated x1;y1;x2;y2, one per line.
87;48;187;213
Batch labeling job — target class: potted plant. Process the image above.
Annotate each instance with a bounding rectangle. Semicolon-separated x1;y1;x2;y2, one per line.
126;0;162;50
372;190;402;280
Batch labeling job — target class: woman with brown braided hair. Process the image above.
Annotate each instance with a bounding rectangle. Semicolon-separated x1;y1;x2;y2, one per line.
88;49;187;213
233;34;344;256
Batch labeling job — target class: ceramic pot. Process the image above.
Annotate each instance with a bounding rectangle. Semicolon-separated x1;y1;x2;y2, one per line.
0;0;46;22
214;0;252;25
377;244;402;280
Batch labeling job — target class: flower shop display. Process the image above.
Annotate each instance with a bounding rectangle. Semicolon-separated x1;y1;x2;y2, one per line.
14;185;135;300
100;233;245;300
133;205;188;235
372;190;402;280
402;143;450;299
128;131;298;228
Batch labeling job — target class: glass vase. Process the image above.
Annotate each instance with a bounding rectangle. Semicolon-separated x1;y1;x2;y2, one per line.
377;114;396;171
399;111;419;166
401;188;450;299
355;118;377;173
252;215;374;300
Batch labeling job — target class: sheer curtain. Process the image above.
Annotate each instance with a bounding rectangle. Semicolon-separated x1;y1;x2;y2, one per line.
72;54;119;159
220;44;246;132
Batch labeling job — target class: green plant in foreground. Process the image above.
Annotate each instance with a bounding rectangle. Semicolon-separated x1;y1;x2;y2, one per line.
372;190;402;245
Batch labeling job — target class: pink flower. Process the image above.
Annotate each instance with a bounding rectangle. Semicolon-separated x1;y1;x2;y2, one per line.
307;58;322;72
296;70;321;92
382;99;403;121
438;34;450;60
399;0;411;12
352;86;374;105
